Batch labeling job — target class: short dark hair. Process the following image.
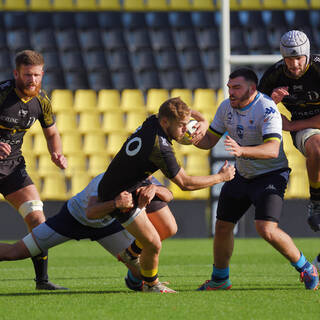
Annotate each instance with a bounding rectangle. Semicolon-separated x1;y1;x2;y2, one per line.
158;97;191;122
15;50;44;70
229;68;258;85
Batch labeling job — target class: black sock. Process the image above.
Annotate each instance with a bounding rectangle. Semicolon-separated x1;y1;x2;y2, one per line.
31;250;49;282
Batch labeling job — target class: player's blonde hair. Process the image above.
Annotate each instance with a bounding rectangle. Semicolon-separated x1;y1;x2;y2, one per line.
158;97;191;122
15;50;44;70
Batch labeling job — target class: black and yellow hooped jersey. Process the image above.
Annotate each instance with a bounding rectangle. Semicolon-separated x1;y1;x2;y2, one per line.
98;115;181;201
0;79;55;160
258;55;320;121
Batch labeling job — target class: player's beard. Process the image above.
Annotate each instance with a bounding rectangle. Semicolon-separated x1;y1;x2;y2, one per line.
15;77;41;98
230;88;251;109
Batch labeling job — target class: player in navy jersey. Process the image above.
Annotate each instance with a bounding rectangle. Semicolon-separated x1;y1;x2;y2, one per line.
0;50;67;290
258;30;320;271
97;97;235;292
195;68;318;291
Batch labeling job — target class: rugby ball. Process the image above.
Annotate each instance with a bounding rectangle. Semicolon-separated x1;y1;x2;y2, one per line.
178;119;198;145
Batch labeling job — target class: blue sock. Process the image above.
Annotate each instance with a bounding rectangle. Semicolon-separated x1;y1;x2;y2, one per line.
127;270;142;284
291;252;312;273
211;265;229;281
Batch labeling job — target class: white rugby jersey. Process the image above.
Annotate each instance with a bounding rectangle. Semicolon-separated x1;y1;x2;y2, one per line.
209;92;288;179
67;173;115;228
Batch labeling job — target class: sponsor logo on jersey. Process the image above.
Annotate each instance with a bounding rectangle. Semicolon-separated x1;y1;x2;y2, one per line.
160;136;169;147
0;81;11;90
18;109;28;117
265;184;277;191
0;115;19;124
236;125;244;139
264;107;276;116
293;85;303;91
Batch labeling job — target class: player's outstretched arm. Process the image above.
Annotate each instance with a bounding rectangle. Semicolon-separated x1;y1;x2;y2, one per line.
194;130;220;150
282;113;320;131
171;163;235;191
86;192;134;220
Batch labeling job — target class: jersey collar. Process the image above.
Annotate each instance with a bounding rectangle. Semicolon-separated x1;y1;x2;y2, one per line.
238;92;260;112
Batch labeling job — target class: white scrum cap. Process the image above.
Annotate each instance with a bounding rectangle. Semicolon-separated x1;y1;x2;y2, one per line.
280;30;310;64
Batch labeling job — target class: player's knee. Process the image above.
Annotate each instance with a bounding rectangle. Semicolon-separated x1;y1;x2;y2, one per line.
19;200;45;229
143;234;162;254
215;220;234;236
305;138;320;159
162;221;178;240
255;222;275;242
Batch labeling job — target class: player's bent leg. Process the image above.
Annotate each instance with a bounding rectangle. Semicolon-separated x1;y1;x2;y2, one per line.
147;206;178;241
0;240;31;261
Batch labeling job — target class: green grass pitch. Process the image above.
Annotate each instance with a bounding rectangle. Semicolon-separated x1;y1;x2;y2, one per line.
0;238;319;320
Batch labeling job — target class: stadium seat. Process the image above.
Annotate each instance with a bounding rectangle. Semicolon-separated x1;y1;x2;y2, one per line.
33;133;49;155
168;12;192;29
310;0;320;9
185;154;210;176
145;0;168;10
191;0;215;11
247;28;272;54
229;11;242;29
112;70;136;91
149;29;175;51
88;154;109;178
4;12;28;30
83;50;108;72
78;111;101;133
121;89;145;112
42;173;68;201
97;89;121;113
262;0;286;10
3;0;27;11
78;29;103;52
56;111;78;133
239;0;262;10
51;89;74;113
101;110;125;133
173;29;198;51
64;153;87;178
52;12;75;30
169;182;191;200
55;29;80;52
125;110;147;133
230;29;248;54
122;12;146;30
160;70;184;90
243;11;265;32
98;12;123;30
183;69;207;90
60;51;85;72
171;88;192;106
146;88;169;114
190;188;210;200
168;0;192;11
145;12;169;29
42;52;63;72
193;89;217;113
132;49;156;72
64;71;89;90
0;33;6;51
285;168;309;199
42;71;66;93
290;10;311;29
21;133;34;157
179;49;203;71
0;50;12;71
285;0;309;9
75;0;98;11
201;49;220;71
74;12;99;30
31;30;57;53
83;132;107;155
106;132;128;156
125;29;152;52
61;132;83;155
38;154;62;177
268;26;288;51
73;89;97;112
6;30;31;52
206;70;220;90
192;12;215;29
215;0;240;10
155;49;179;71
136;70;161;91
52;0;74;11
107;50;132;72
23;153;37;173
27;12;53;31
123;0;145;11
88;71;113;91
197;28;220;51
70;172;91;196
102;30;127;52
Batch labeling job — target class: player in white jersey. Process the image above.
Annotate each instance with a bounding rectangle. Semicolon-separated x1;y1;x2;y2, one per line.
0;173;176;291
193;68;318;291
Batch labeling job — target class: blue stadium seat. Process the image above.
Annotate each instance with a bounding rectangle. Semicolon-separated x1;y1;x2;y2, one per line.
4;12;28;30
64;71;89;90
107;50;132;72
230;29;248;54
160;70;184;90
136;70;160;91
132;49;156;72
122;12;146;30
42;71;65;92
183;69;207;90
27;12;53;31
7;30;31;53
150;28;175;51
101;29;127;51
267;10;288;31
268;26;288;51
55;29;80;52
31;29;57;53
205;70;220;89
83;50;108;72
42;51;63;72
0;33;7;50
155;48;179;71
60;51;85;72
201;49;220;71
179;49;202;71
125;29;151;52
88;71;112;91
78;29;103;52
242;10;265;32
197;28;219;51
191;11;215;29
0;13;4;31
145;12;169;29
173;29;198;51
98;11;123;30
169;12;192;29
52;12;75;30
0;49;12;70
112;70;136;90
74;12;99;30
247;28;272;54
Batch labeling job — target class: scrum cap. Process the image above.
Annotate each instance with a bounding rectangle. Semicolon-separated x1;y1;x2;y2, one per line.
280;30;310;64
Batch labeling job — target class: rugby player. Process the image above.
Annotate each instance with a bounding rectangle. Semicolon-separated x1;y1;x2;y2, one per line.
0;50;67;290
195;68;318;291
97;97;236;292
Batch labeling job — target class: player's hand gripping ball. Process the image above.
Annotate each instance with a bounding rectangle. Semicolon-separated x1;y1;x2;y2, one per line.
178;119;198;145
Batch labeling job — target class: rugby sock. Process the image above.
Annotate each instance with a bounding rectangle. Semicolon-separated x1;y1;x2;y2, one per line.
127;240;142;257
31;250;49;282
211;265;229;281
141;267;158;284
309;185;320;202
127;270;141;284
291;252;313;273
